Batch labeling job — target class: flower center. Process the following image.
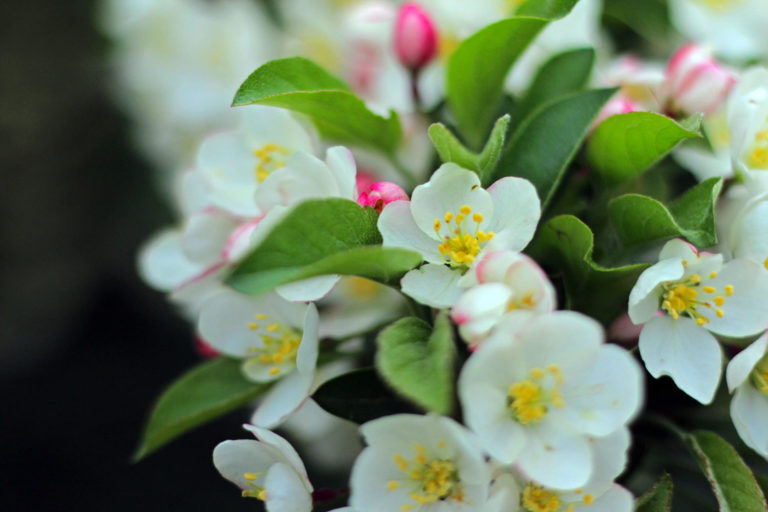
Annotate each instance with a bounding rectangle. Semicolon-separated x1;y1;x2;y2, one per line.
253;143;289;183
660;272;734;326
434;205;494;268
751;355;768;395
508;366;565;425
521;485;564;512
745;122;768;170
389;443;465;509
246;313;302;377
241;472;267;501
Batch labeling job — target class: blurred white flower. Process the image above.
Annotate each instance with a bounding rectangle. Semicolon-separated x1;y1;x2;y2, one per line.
726;332;768;457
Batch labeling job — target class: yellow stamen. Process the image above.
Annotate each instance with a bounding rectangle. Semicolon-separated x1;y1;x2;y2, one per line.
521;484;562;512
725;285;734;296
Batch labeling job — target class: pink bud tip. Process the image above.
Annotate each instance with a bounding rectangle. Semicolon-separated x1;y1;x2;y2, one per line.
394;2;438;71
195;337;220;359
591;94;641;131
664;43;735;116
357;181;409;212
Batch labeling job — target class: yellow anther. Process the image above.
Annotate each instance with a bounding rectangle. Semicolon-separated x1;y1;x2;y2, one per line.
394;454;408;471
472;213;483;222
255;314;268;320
248;322;259;330
716;309;724;318
244;473;260;481
444;212;453;222
764;256;768;270
696;317;709;326
530;368;545;379
690;274;701;284
714;296;725;306
702;286;716;294
725;285;734;296
387;480;400;490
266;324;280;332
682;259;688;266
455;213;465;223
522;484;562;512
268;367;280;376
710;271;718;279
459;205;471;215
433;219;441;231
583;493;595;505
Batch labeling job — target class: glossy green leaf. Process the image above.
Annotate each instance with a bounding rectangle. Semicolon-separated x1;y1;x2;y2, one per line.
517;0;583;18
313;368;419;424
446;17;548;148
635;474;674;512
587;112;702;184
609;178;723;248
233;57;401;154
530;214;649;323
375;312;457;415
492;88;617;207
135;358;269;461
514;47;595;122
685;430;768;512
429;115;511;181
228;199;421;294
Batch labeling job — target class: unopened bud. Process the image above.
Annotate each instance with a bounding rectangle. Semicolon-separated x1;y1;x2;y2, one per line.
591;94;642;131
663;43;735;116
357;181;409;212
394;2;438;72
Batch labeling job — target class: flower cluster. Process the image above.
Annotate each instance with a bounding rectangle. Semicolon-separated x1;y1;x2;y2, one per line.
112;0;768;509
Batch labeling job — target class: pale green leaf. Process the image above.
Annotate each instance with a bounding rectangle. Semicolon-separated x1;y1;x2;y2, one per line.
635;474;674;512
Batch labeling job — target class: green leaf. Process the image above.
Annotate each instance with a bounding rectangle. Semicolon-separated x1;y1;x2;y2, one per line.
635;474;674;512
428;115;511;181
446;17;548;148
514;48;595;123
517;0;582;18
685;430;768;512
135;358;270;461
313;368;420;424
375;312;457;415
587;112;702;184
492;88;617;207
233;57;401;154
227;199;423;294
529;215;649;323
609;178;723;248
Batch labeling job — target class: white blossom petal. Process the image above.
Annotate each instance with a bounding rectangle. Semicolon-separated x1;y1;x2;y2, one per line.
731;384;768;458
485;177;541;251
378;200;443;263
628;258;685;324
705;259;768;337
517;423;592;490
276;275;340;302
251;369;314;428
264;462;313;512
400;264;465;308
727;334;768;392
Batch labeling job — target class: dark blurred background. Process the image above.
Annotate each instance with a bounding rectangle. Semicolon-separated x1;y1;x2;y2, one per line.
0;0;256;509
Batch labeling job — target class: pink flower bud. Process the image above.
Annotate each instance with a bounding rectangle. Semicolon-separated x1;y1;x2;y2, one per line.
195;336;220;359
394;2;438;72
591;94;642;132
663;43;736;116
357;181;409;212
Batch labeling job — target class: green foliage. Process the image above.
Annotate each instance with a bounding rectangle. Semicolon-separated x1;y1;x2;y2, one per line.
428;115;510;182
493;88;617;207
134;358;270;461
375;312;457;415
685;430;768;512
514;47;596;122
517;0;583;18
635;474;674;512
609;178;723;248
530;214;649;323
227;199;422;294
587;112;702;184
233;57;401;154
312;368;419;424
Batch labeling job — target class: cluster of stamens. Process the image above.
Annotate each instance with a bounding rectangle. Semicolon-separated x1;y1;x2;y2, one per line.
389;442;464;510
520;484;594;512
746;118;768;170
253;143;289;183
508;366;565;425
434;205;494;267
241;472;267;501
246;313;301;377
660;270;734;326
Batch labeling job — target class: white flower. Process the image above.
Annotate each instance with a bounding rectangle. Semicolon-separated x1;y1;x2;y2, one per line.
726;332;768;458
349;414;491;512
451;251;556;347
196;106;316;216
727;67;768;190
458;312;643;489
198;289;319;427
488;428;634;512
668;0;768;62
378;163;540;308
213;424;313;511
629;239;768;404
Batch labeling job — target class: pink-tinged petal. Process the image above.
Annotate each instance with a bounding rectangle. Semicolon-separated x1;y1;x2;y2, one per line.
400;264;464;308
394;2;438;71
182;210;239;264
486;177;541;251
639;315;723;404
659;238;699;261
138;229;207;292
222;219;262;263
726;333;768;392
378;200;442;262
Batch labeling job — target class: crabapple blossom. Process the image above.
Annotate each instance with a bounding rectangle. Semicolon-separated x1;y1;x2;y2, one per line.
349;414;491;512
629;239;768;404
378;163;540;308
451;251;556;347
661;43;735;116
458;312;642;489
726;332;768;458
357;181;409;212
198;290;319;427
213;424;313;511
